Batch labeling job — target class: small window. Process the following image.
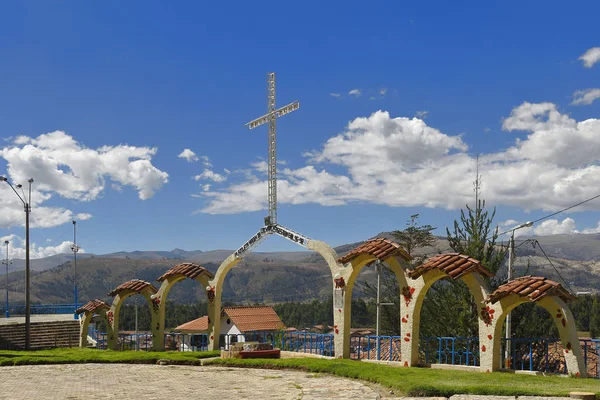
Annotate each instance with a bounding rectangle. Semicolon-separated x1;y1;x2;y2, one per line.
226;318;231;325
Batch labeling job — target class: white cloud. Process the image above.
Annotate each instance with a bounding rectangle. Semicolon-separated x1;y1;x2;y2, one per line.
380;88;388;96
0;131;168;229
533;218;577;236
579;47;600;68
348;89;361;97
194;169;227;183
194;104;600;217
329;93;341;98
415;110;429;119
178;148;199;162
502;219;519;227
202;184;211;192
76;213;93;221
369;96;376;100
0;233;84;259
582;222;600;234
199;156;212;168
572;88;600;106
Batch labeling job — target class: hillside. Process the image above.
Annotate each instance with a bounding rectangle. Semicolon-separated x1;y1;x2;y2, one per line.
2;232;600;305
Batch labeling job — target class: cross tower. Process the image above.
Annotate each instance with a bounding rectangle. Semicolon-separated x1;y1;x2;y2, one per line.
234;73;307;258
245;72;299;226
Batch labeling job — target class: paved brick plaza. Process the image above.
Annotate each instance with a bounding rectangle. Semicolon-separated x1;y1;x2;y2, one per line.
0;364;379;399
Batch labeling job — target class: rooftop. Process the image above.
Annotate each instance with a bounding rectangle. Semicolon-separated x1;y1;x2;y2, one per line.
408;253;493;280
338;238;411;265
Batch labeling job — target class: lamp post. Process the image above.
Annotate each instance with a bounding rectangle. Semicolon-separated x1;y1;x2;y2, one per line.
0;176;33;349
71;221;80;320
505;220;533;366
2;240;11;318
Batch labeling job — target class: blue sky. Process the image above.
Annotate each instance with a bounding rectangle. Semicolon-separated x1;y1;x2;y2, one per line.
1;1;600;258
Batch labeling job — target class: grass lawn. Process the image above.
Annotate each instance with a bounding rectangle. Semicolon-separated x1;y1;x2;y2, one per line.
0;348;220;366
205;358;600;398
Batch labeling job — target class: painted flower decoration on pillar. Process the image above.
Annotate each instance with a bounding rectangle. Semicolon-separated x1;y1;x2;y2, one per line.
401;286;415;307
106;311;114;327
334;276;345;289
480;305;495;326
206;286;215;303
151;296;161;313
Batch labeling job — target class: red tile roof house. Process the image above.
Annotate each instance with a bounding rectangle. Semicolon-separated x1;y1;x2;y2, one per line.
174;306;285;350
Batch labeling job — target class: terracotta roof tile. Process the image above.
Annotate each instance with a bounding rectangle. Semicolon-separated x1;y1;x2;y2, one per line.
174;306;285;333
157;262;214;282
223;306;285;332
175;316;208;332
338;238;411;264
75;299;110;315
487;276;576;304
108;279;158;297
408;253;494;280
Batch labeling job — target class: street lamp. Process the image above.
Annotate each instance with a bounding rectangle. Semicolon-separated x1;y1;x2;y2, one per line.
71;221;80;320
0;176;34;350
2;240;11;318
505;220;533;367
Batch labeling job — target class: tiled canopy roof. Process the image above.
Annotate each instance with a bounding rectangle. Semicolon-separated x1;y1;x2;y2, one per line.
75;299;110;315
408;253;493;280
223;306;285;332
487;276;576;304
175;316;208;332
157;262;214;282
108;279;157;297
338;238;411;264
175;306;285;333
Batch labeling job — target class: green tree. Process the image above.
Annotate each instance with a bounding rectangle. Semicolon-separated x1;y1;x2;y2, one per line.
392;214;436;264
420;173;507;338
362;214;437;335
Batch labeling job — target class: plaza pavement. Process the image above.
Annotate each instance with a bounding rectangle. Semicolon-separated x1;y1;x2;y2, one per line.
0;363;580;399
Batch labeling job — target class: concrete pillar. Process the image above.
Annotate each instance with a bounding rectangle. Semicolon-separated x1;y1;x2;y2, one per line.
538;296;587;377
208;254;240;351
79;312;91;348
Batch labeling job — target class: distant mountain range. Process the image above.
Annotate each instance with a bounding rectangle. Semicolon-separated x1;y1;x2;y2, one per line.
2;232;600;305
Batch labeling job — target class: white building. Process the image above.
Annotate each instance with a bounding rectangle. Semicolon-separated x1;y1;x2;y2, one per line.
174;306;285;350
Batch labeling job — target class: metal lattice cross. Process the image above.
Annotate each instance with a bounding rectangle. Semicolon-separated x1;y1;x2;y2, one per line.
245;72;299;226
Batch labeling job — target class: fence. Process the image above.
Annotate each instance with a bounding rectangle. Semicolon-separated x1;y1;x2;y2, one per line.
93;330;334;356
89;329;599;378
350;335;402;362
0;303;83;316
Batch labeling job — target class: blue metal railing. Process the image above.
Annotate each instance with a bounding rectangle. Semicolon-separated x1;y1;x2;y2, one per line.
421;336;480;366
91;329;599;378
0;303;83;316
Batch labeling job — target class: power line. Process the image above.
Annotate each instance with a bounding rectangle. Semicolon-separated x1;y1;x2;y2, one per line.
493;192;600;239
533;240;575;295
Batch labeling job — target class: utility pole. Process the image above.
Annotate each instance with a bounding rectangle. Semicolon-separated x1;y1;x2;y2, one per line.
505;221;532;367
3;240;10;318
71;221;80;320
